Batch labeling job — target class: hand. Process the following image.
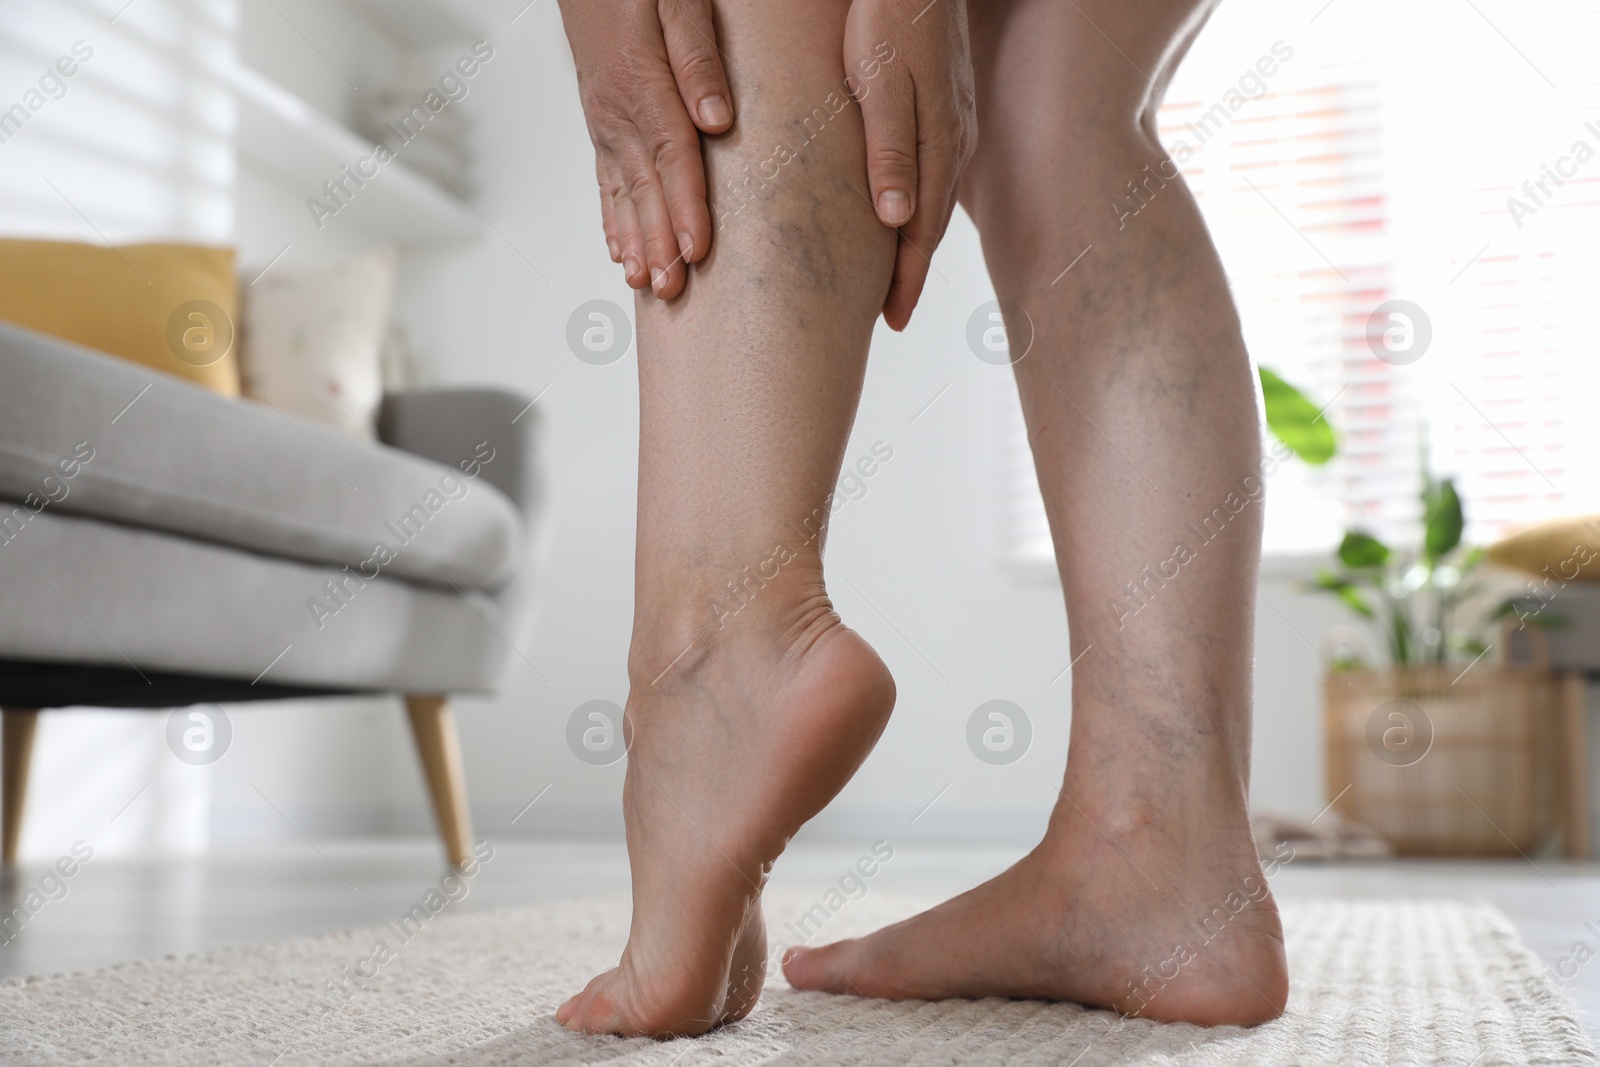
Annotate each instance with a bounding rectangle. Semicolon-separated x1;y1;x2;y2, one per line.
844;0;976;330
558;0;735;299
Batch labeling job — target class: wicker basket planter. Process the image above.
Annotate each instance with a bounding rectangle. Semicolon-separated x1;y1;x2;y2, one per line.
1323;628;1588;856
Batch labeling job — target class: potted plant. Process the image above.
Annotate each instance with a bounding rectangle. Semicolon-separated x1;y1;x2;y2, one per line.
1291;468;1561;853
1256;368;1566;855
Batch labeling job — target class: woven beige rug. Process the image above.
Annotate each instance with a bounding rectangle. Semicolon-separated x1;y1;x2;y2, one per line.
0;891;1592;1065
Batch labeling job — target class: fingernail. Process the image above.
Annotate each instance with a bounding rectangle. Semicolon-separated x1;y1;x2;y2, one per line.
607;237;620;262
699;94;731;127
624;255;641;281
781;947;801;966
650;266;666;293
677;232;694;261
877;190;910;225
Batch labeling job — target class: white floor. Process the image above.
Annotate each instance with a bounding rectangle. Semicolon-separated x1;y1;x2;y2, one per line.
2;840;1597;1043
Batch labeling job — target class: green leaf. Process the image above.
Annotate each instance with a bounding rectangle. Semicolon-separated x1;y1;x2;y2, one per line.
1333;584;1376;619
1310;570;1377;619
1488;600;1569;630
1522;608;1570;630
1338;531;1391;569
1488;599;1520;622
1423;478;1464;563
1259;366;1337;465
1389;605;1414;665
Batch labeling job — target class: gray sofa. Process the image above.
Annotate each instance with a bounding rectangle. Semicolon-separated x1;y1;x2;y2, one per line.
0;320;543;866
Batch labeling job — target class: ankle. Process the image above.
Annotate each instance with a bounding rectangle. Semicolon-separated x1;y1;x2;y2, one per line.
1045;776;1254;864
627;562;835;687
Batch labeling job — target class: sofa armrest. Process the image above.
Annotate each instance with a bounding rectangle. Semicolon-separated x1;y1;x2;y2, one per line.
377;388;544;523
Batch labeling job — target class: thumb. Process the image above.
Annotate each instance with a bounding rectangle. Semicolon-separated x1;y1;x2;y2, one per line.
858;69;918;227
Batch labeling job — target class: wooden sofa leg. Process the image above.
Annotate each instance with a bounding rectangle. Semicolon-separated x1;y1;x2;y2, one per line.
404;695;473;869
3;709;39;865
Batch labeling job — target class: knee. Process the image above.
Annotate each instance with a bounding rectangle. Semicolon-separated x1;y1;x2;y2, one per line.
965;117;1172;272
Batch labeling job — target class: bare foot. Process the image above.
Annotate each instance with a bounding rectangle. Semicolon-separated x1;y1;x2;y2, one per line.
783;796;1289;1028
558;590;895;1037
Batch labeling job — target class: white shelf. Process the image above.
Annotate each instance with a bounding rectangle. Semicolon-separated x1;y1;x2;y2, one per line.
345;0;486;46
227;63;484;248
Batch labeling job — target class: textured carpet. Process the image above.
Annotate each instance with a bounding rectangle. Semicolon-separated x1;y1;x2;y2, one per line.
0;890;1592;1066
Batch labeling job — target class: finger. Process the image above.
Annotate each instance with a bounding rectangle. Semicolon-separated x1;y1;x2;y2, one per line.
632;92;714;268
881;232;930;332
613;190;648;289
601;147;649;288
858;67;918;228
659;0;734;134
594;153;621;263
882;138;962;330
616;129;689;298
609;51;714;268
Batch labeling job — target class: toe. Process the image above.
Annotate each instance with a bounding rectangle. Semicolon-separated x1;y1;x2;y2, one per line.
578;986;625;1034
782;940;864;995
558;971;612;1032
562;968;709;1038
556;984;591;1029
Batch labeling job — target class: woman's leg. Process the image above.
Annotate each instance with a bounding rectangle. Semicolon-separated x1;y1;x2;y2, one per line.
786;0;1290;1026
556;0;898;1038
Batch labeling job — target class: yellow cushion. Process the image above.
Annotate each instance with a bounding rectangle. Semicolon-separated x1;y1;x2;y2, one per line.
1488;515;1600;581
0;239;240;396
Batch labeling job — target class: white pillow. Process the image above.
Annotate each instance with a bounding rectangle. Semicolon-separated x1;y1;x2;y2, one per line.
240;246;397;439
